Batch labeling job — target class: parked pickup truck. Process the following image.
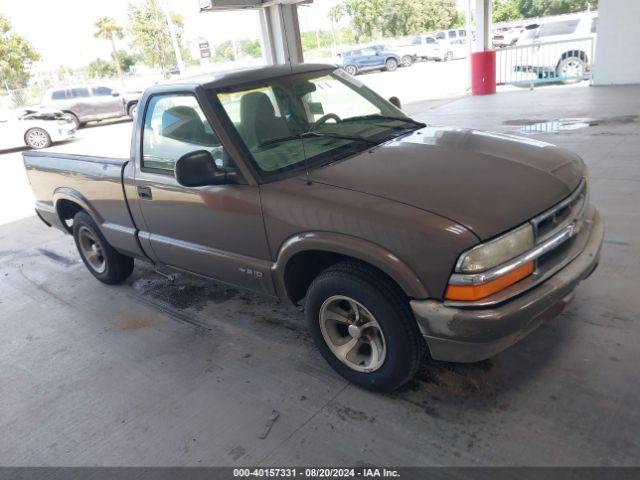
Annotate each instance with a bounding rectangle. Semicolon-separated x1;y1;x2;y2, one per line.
24;63;604;392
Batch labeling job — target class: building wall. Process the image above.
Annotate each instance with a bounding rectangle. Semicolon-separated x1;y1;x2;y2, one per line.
593;0;640;85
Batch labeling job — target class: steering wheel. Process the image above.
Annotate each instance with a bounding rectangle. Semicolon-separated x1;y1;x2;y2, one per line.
312;113;342;129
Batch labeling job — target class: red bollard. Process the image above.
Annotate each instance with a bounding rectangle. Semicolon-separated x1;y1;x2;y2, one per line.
471;50;496;96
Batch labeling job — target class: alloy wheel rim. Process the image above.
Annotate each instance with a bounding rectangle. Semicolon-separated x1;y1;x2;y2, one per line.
562;60;583;78
78;226;106;273
319;295;386;373
27;130;48;148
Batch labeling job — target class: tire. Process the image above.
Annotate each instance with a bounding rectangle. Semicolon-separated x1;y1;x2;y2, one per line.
305;261;425;392
64;112;80;129
127;102;138;120
344;64;358;76
385;58;398;72
557;56;586;84
25;128;52;149
400;55;413;67
444;51;454;61
72;211;134;285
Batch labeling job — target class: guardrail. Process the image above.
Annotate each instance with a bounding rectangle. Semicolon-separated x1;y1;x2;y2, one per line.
496;37;595;87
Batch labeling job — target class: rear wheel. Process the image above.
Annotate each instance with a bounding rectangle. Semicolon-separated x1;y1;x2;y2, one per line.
557;56;586;84
305;261;425;392
401;55;413;67
344;64;358;76
25;128;52;149
444;51;454;61
72;211;134;284
385;58;398;72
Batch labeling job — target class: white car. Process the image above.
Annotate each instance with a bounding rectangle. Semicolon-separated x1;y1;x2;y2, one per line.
513;12;597;81
0;109;76;150
391;35;451;62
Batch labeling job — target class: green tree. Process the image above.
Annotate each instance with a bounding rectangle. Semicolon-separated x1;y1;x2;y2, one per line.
238;38;261;58
214;40;235;62
0;13;40;90
127;0;186;76
113;50;137;73
493;0;597;22
94;16;124;84
519;0;597;17
87;58;117;79
342;0;386;42
493;0;521;22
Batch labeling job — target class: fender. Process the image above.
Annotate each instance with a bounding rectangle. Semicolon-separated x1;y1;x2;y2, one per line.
272;231;430;299
53;187;104;230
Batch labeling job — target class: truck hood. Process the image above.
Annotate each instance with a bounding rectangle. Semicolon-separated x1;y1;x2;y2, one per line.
310;126;584;240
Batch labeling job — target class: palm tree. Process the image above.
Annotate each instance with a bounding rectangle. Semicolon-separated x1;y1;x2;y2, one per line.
94;16;124;84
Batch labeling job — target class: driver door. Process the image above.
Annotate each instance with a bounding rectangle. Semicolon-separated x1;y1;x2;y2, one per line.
132;93;273;294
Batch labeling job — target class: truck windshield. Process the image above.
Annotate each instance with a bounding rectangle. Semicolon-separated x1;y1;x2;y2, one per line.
213;69;422;179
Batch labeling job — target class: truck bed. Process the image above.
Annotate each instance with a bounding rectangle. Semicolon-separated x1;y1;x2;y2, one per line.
23;151;144;259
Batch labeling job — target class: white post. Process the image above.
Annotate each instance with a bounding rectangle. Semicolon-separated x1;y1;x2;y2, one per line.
163;0;186;75
474;0;492;52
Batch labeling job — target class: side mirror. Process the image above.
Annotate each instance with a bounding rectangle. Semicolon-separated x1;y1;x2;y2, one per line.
174;149;235;187
389;96;402;109
111;91;120;97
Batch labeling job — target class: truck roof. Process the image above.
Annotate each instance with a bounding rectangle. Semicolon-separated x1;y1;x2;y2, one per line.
160;63;338;91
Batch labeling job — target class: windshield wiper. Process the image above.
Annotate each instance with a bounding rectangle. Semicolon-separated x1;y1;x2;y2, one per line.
342;114;426;128
259;131;378;149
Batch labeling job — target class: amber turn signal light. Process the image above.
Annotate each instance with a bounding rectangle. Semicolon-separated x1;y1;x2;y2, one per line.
444;261;534;301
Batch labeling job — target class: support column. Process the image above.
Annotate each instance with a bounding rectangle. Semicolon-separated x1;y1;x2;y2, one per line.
259;3;304;65
474;0;492;52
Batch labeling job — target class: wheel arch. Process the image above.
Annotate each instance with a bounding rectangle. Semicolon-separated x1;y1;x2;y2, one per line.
53;188;103;233
273;232;429;304
558;49;589;65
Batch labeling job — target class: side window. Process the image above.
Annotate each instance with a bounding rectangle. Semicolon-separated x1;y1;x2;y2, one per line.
361;48;376;56
51;90;66;100
539;20;579;37
448;30;457;38
591;18;597;33
459;30;467;37
70;88;90;98
142;94;221;173
426;37;436;44
412;36;421;45
436;31;445;40
93;86;112;96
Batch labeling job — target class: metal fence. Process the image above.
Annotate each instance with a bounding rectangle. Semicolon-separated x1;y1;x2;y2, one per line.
496;37;595;87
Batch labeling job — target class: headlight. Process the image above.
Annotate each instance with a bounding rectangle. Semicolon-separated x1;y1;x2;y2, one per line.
456;224;534;273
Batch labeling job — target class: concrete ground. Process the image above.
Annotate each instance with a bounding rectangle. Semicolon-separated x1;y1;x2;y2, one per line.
1;84;639;466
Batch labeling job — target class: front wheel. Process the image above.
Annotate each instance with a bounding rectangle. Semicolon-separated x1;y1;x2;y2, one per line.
305;261;425;392
385;58;398;72
128;102;138;120
401;55;413;67
25;128;52;149
72;211;134;284
444;51;454;61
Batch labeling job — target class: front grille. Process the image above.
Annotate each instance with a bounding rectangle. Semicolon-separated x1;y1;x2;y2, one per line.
531;179;588;273
532;180;588;244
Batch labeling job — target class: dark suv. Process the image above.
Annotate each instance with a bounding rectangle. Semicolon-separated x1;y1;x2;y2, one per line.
340;45;401;76
41;85;141;128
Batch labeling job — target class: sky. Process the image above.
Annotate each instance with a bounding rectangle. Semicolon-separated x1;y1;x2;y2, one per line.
0;0;467;70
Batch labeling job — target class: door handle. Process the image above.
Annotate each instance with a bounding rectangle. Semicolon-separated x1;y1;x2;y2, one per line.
137;186;152;200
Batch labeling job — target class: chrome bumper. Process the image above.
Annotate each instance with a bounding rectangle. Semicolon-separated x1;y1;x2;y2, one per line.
411;206;604;363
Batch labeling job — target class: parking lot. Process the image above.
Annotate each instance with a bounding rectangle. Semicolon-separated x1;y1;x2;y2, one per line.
2;82;639;466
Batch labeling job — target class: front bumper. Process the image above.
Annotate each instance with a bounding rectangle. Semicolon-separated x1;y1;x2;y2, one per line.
411;206;604;363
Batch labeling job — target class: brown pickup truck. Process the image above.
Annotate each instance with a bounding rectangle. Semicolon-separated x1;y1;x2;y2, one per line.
24;63;604;391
